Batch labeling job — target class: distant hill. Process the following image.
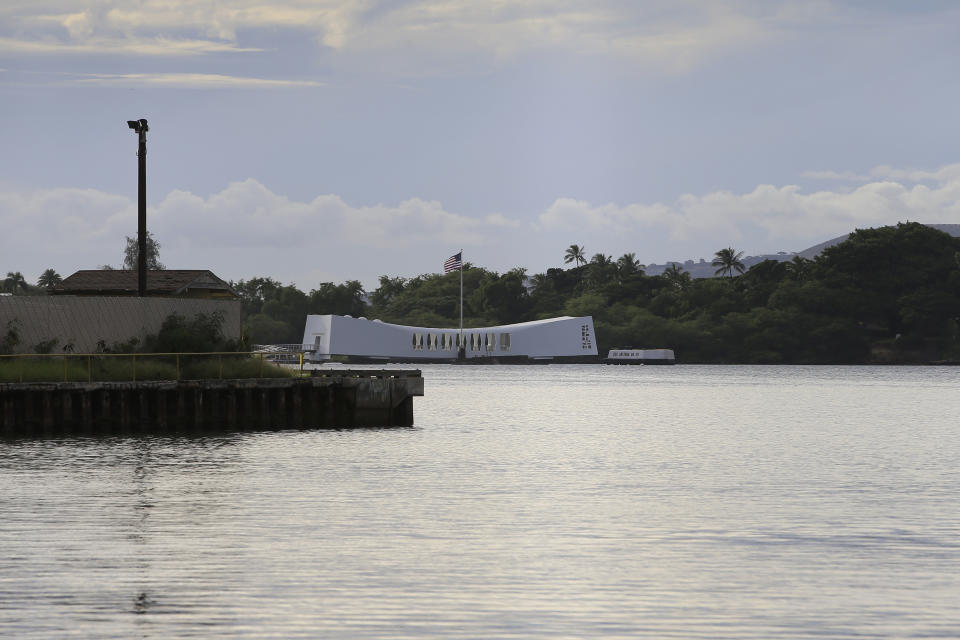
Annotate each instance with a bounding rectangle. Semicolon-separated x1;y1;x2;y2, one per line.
645;253;794;278
645;223;960;278
796;223;960;259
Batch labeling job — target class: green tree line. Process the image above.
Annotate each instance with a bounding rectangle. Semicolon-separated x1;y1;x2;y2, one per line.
7;223;960;362
229;223;960;363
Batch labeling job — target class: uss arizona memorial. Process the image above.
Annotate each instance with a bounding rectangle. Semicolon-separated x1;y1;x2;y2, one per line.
302;314;598;363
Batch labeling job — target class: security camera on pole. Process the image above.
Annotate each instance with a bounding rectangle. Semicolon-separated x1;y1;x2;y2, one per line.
126;118;149;296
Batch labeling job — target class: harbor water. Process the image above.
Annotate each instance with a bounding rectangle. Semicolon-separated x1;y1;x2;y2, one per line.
1;365;958;638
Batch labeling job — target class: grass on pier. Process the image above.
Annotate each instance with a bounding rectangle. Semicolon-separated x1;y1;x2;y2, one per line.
0;354;296;383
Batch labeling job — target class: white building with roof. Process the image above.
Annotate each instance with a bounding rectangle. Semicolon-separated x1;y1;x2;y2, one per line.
302;315;597;362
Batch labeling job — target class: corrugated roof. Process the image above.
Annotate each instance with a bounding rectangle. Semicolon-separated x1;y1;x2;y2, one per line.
54;270;236;296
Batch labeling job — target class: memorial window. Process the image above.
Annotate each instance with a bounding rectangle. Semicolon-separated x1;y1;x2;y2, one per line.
500;333;511;351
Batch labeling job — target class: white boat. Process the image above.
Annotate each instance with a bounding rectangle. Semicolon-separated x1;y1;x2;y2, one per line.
604;348;675;364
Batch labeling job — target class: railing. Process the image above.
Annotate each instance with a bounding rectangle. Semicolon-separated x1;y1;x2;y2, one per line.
252;344;316;353
0;351;308;384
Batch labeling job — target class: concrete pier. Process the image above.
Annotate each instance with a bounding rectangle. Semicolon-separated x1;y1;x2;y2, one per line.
0;370;423;437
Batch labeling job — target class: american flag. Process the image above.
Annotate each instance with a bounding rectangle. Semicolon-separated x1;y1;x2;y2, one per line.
444;252;462;273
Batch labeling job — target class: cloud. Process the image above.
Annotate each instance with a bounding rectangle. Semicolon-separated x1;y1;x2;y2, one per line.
0;179;505;285
538;164;960;246
145;179;491;251
801;170;871;182
0;1;361;57
333;1;774;74
0;0;863;72
804;164;960;185
539;198;673;232
868;164;960;184
75;72;323;89
3;165;960;287
0;36;260;56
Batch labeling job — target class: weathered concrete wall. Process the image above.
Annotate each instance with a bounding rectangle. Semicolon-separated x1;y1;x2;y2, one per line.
0;296;241;354
0;371;424;435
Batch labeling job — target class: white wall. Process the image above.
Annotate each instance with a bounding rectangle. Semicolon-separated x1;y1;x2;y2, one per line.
302;315;597;361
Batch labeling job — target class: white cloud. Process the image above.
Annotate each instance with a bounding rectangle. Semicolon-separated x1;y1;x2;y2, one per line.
538;165;960;247
803;164;960;185
147;179;489;250
0;179;502;285
3;165;960;287
868;164;960;184
0;0;859;71
0;36;260;56
333;1;774;74
801;170;871;182
539;198;673;232
75;72;323;88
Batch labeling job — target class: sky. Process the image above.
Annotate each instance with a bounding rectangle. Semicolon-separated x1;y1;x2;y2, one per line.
2;0;960;290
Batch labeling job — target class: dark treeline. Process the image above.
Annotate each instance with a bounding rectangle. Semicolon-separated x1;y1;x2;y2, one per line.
232;223;960;363
6;223;959;362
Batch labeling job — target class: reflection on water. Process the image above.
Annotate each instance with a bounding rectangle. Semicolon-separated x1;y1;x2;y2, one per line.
132;591;153;614
1;365;959;639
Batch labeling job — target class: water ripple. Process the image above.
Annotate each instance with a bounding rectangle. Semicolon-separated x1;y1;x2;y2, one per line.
1;365;959;638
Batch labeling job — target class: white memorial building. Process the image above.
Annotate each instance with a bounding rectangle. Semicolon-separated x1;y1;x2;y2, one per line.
302;315;597;363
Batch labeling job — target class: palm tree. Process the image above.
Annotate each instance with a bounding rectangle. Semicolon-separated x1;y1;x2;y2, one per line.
662;263;692;290
37;268;62;291
3;271;28;294
785;255;811;282
563;244;586;267
712;247;745;277
587;253;616;288
529;272;550;293
616;253;644;278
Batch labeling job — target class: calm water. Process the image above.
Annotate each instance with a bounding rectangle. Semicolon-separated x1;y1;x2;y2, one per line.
1;365;959;639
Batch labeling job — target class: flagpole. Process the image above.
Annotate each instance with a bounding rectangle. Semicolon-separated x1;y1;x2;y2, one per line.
459;249;463;350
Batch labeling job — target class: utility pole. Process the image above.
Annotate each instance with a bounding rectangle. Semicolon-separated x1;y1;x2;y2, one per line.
127;118;149;296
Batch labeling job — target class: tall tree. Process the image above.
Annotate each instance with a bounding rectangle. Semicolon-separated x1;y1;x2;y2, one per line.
309;281;367;318
369;275;407;310
563;244;586;267
712;247;745;277
616;253;644;278
123;231;165;270
817;222;960;335
662;263;692;290
586;254;617;289
3;271;28;294
37;268;62;290
785;255;812;282
529;272;550;292
231;276;283;315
